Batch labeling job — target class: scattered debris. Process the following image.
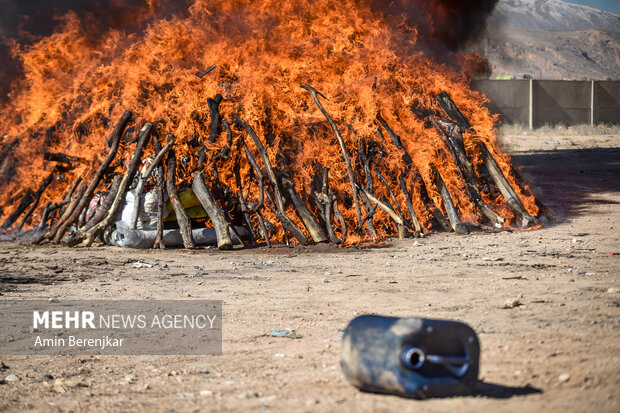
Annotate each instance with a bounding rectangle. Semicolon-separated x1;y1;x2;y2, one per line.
266;329;302;339
503;299;523;309
3;374;21;383
132;262;153;268
558;373;571;383
482;257;503;262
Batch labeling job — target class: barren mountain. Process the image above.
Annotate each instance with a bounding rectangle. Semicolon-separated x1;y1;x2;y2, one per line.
471;0;620;79
490;0;620;32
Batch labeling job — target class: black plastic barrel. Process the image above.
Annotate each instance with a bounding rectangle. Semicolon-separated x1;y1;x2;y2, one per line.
340;315;480;399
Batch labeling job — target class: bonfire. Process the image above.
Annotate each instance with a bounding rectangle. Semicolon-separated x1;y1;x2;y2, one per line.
0;0;549;249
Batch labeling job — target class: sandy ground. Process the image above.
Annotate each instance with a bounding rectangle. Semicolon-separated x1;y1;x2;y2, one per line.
0;132;619;412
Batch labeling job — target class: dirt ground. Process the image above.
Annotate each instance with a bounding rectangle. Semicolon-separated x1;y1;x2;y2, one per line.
1;131;619;412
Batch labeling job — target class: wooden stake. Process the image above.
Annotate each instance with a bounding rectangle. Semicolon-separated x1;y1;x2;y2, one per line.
191;171;233;250
51;110;132;243
80;122;153;246
301;83;362;227
433;168;469;234
165;148;195;249
480;144;538;227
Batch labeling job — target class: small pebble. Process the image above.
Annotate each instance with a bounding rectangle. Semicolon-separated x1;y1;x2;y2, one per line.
199;389;213;397
40;374;54;381
502;299;522;309
559;373;571;383
608;288;617;294
4;374;21;382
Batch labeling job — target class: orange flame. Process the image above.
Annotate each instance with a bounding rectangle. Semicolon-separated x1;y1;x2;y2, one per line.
0;0;539;242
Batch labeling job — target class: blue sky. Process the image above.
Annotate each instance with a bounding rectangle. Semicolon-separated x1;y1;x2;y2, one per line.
564;0;620;14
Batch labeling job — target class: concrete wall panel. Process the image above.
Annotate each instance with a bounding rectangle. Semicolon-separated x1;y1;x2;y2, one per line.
471;80;529;125
471;80;620;127
596;81;620;124
533;80;590;127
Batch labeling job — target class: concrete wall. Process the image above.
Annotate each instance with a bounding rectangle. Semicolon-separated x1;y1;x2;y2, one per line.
597;81;620;124
471;80;530;125
471;80;620;127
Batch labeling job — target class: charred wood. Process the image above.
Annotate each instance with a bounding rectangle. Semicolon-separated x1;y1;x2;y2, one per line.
130;135;175;229
192;171;233;250
16;169;56;232
282;177;328;243
80;122;153;246
1;189;34;231
51;110;132;243
480;144;538;228
301;83;362;227
165;149;195;249
433;168;469;234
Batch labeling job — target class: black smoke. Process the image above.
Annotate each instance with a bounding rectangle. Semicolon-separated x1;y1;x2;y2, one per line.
365;0;498;51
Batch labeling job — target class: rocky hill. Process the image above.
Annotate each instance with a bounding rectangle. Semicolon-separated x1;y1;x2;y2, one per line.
470;0;620;79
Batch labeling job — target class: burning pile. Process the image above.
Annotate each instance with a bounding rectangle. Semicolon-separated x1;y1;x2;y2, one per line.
0;0;548;248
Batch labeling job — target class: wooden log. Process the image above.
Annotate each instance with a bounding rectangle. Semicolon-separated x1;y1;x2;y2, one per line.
281;177;328;243
236;117;308;245
237;190;257;246
374;168;410;237
435;91;472;130
80;176;121;232
376;113;450;231
301;83;362;227
37;199;70;231
152;136;166;249
398;174;426;235
361;189;406;239
356;140;377;238
196;64;216;78
433;168;469;234
207;94;223;143
62;176;121;246
332;196;348;244
164;149;195;249
356;189;377;235
430;117;505;228
16;169;56;232
43;152;86;165
314;167;340;244
413;173;451;232
376;113;413;165
233;163;257;246
240;145;271;247
130;135;175;229
1;189;34;231
480;144;538;227
51;110;132;243
191;171;233;250
37;176;82;231
79;122;153;246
